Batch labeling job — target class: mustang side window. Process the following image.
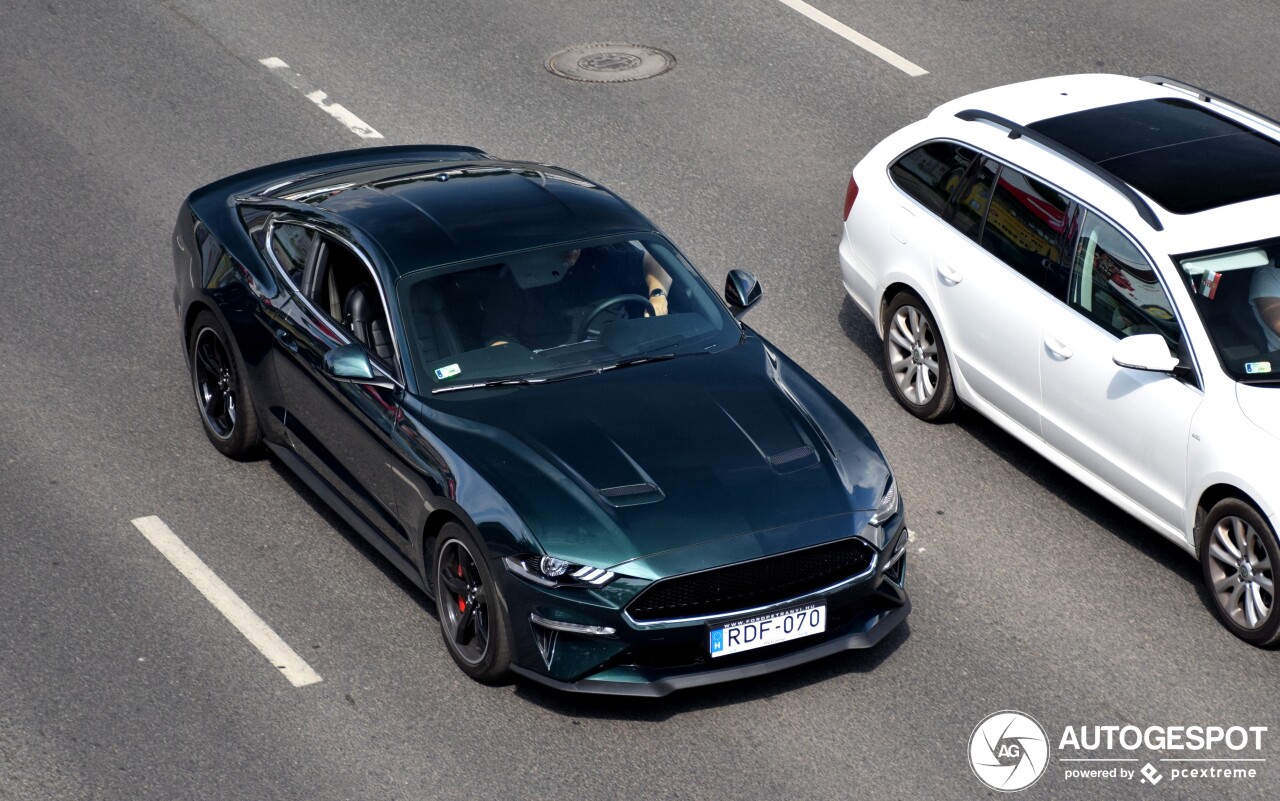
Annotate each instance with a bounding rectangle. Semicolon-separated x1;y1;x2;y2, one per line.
888;142;978;218
270;224;313;285
307;237;396;368
1068;210;1180;346
979;165;1072;287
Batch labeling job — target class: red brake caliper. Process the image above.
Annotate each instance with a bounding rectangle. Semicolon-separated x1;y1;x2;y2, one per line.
456;562;467;612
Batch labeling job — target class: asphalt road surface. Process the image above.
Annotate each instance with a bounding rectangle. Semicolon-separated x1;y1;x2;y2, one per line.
3;2;1279;799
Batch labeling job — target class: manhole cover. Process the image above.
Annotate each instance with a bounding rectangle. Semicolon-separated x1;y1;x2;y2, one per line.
546;43;676;83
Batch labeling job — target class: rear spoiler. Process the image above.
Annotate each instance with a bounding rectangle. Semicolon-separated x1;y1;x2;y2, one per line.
187;144;490;211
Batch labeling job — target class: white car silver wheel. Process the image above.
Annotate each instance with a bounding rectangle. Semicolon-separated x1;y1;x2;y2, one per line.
888;304;939;404
1207;515;1274;630
1200;499;1280;646
882;293;955;421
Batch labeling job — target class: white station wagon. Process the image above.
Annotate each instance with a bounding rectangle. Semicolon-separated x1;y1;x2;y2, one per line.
840;74;1280;645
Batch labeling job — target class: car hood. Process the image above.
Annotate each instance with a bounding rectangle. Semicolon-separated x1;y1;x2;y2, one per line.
1236;383;1280;439
413;334;891;569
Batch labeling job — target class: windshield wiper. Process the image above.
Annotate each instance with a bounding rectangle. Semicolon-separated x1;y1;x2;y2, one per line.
1238;376;1280;385
431;376;547;394
531;354;681;385
609;353;676;369
431;352;697;394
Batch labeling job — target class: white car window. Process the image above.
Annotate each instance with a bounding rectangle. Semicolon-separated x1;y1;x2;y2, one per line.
888;142;978;218
1068;211;1180;345
978;164;1072;292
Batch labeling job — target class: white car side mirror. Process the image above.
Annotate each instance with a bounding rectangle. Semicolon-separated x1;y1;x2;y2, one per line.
1112;333;1179;373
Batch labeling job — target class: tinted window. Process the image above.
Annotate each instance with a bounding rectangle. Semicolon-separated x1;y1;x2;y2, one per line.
309;237;396;369
951;158;996;242
888;142;978;217
980;165;1072;285
399;235;738;390
1069;210;1180;346
1028;98;1280;214
271;224;313;284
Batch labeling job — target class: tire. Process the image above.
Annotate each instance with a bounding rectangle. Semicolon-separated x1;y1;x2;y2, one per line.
1199;499;1280;646
882;292;956;421
433;522;513;682
188;310;262;459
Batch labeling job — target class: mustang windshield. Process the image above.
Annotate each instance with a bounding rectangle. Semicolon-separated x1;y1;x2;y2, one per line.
398;235;739;390
1177;238;1280;383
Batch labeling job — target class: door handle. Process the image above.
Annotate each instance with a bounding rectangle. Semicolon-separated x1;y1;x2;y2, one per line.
1043;334;1073;360
275;328;298;352
936;260;963;285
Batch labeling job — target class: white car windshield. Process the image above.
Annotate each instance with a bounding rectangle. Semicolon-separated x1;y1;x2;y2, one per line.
1178;239;1280;383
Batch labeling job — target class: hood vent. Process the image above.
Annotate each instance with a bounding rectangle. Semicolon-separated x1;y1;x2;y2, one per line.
597;482;665;508
767;445;818;473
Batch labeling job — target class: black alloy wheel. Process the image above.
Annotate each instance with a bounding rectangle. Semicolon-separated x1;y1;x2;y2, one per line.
189;310;260;458
882;291;956;421
433;523;512;681
1200;498;1280;646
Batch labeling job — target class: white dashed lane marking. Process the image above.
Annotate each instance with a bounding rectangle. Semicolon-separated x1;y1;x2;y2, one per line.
772;0;928;77
131;516;322;688
259;57;383;139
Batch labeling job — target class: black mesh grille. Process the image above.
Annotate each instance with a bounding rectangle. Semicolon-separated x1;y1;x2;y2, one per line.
767;446;814;466
599;483;657;498
626;538;876;622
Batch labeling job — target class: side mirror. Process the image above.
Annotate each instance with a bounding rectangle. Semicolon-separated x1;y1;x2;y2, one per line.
323;343;395;388
724;269;763;319
1112;333;1179;373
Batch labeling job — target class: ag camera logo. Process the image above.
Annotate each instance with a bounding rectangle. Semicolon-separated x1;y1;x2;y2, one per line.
969;710;1050;792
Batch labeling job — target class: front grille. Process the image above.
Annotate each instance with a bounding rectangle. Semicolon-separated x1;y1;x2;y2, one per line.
626;537;876;622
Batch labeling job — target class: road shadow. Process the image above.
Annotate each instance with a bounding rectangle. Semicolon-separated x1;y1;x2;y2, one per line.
837;294;883;365
264;456;439;622
949;409;1199;586
836;294;903;403
512;619;910;720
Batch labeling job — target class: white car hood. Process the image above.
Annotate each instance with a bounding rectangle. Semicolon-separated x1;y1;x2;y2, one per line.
1236;383;1280;439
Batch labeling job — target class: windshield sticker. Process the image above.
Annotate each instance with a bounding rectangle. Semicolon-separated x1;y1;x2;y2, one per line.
1245;361;1272;374
1200;270;1221;299
434;363;462;380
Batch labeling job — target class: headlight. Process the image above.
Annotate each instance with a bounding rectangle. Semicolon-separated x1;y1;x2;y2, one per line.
868;477;900;526
503;555;616;588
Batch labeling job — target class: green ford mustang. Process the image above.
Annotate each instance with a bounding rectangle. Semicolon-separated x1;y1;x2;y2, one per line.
173;145;909;696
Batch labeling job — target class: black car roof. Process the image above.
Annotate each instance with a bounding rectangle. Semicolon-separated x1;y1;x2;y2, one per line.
1027;98;1280;214
310;160;653;277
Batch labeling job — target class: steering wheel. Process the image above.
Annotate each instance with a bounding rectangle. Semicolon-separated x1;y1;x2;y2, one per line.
576;294;656;340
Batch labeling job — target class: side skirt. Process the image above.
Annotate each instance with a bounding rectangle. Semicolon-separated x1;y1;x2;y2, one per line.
265;441;427;593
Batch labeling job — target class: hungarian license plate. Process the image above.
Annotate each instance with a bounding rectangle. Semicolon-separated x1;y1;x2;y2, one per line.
708;603;826;658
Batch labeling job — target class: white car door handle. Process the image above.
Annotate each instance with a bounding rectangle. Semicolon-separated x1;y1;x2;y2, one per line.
936;260;963;285
1044;334;1073;360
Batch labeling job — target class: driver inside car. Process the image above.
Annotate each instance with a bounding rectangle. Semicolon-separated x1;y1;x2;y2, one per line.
1249;256;1280;352
484;242;669;349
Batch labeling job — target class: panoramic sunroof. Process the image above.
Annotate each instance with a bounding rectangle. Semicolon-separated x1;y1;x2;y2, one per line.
1028;98;1280;214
